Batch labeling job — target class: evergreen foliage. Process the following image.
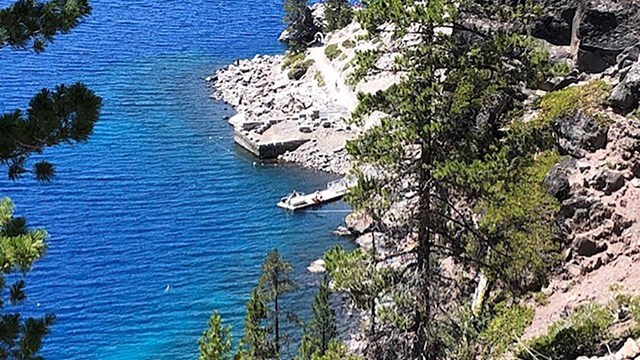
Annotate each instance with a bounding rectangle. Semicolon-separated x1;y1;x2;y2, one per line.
519;302;614;360
323;0;352;32
311;340;361;360
0;0;92;52
199;311;233;360
283;0;312;51
237;288;277;360
0;83;102;181
0;198;54;359
0;1;100;358
334;0;566;358
297;276;337;359
258;249;296;357
478;302;534;358
0;0;102;181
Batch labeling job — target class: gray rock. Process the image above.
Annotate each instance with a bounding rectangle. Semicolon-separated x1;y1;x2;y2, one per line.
610;62;640;114
345;212;374;235
616;338;640;359
543;158;577;201
355;232;385;251
573;236;603;257
593;168;625;194
532;0;578;45
617;44;640;70
552;110;608;157
574;0;640;73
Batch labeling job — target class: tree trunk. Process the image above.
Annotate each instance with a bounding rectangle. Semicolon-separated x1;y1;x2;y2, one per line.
371;230;376;335
414;136;433;360
274;273;280;357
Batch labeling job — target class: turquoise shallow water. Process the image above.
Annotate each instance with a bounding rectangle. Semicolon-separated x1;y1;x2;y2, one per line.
0;1;352;358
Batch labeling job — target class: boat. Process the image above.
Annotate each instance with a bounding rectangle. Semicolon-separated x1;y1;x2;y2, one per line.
277;178;350;211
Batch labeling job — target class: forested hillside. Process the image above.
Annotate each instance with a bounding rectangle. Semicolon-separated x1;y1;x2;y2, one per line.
203;1;640;359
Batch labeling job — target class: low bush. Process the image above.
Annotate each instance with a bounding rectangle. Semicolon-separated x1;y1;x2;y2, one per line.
281;52;306;69
342;39;356;49
518;302;614;360
314;71;325;87
479;302;534;358
324;44;342;61
287;59;315;80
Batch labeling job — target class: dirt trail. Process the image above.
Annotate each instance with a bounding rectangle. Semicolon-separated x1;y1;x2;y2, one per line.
308;45;359;113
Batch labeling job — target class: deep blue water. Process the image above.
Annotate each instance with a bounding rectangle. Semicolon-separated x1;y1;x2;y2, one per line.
0;1;352;359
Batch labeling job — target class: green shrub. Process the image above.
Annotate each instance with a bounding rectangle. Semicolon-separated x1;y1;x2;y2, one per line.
506;80;612;158
314;71;325;87
519;302;614;360
473;151;562;293
537;80;611;126
324;0;353;32
480;303;534;358
288;59;315;80
342;39;356;48
347;50;381;85
324;44;342;61
534;292;550;306
281;52;306;69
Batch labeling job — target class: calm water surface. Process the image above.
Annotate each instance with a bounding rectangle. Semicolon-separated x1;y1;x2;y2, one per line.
0;1;352;358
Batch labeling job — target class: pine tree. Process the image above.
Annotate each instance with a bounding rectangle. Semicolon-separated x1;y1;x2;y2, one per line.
323;0;352;32
282;0;320;51
0;0;101;181
337;0;561;358
237;288;276;360
297;276;337;359
257;249;296;357
0;198;54;359
0;1;101;358
199;311;233;360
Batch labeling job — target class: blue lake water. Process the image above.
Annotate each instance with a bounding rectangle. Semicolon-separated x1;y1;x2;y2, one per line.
0;0;352;358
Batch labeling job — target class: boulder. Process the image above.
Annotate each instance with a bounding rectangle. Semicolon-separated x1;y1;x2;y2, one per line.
532;0;578;45
345;212;374;235
543;158;577;201
573;236;604;257
609;62;640;114
355;232;385;251
616;338;640;359
573;0;640;73
552;110;608;157
617;44;640;70
592;168;625;194
307;259;326;273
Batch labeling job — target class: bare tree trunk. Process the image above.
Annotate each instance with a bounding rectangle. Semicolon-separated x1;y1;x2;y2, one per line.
371;230;376;335
274;277;280;357
414;135;434;360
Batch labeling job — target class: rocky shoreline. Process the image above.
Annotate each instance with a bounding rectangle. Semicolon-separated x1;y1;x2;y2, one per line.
206;52;358;175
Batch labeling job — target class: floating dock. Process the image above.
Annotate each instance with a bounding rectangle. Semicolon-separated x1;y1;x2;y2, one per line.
277;178;350;211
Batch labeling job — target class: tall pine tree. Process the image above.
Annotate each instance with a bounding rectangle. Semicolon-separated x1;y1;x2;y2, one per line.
237;288;276;360
333;0;562;358
257;249;296;357
297;276;337;360
199;311;233;360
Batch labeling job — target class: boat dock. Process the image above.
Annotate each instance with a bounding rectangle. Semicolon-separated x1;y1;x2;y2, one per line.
277;178;350;211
